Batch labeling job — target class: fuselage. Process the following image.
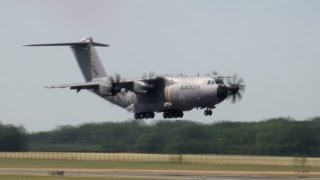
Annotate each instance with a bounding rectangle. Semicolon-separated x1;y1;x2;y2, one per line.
103;75;228;113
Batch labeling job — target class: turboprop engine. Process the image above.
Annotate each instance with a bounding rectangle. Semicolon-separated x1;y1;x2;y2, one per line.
133;81;153;93
97;84;111;96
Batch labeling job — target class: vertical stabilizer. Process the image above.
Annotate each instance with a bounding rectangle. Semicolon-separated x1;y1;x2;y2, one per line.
71;37;107;81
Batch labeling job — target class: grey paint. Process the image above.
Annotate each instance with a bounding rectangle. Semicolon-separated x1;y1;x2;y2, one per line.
27;37;241;119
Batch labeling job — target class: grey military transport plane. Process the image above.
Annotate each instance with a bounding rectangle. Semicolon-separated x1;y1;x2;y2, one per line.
26;37;245;120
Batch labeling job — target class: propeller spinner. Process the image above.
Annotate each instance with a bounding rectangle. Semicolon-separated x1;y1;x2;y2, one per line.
226;74;245;103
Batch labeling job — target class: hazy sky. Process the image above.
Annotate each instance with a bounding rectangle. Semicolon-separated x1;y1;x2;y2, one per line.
0;0;319;131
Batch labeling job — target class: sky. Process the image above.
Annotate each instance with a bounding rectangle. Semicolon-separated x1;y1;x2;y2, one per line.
0;0;319;132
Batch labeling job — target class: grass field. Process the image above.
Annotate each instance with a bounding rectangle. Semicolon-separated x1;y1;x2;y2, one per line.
1;152;319;167
0;159;319;172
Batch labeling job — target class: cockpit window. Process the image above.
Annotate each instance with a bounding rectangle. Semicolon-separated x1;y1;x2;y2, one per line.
211;80;215;85
207;80;211;85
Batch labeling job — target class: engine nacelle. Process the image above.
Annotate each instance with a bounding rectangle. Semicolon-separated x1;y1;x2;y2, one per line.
98;84;111;96
133;81;152;93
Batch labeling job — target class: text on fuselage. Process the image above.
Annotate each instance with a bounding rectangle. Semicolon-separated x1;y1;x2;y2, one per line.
180;85;200;90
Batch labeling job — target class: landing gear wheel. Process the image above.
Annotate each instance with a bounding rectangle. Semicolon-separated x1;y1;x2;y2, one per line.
204;109;212;116
173;112;179;118
163;112;168;119
134;113;139;120
145;113;150;119
150;112;155;119
139;113;144;119
179;111;184;118
204;110;208;116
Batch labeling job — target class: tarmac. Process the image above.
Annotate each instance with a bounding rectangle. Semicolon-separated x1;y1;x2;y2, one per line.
0;168;319;179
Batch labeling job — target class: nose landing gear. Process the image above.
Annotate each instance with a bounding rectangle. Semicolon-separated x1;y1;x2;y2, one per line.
204;109;212;116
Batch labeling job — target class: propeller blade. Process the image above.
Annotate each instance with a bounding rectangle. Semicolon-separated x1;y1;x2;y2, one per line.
212;71;219;75
239;87;245;93
142;72;156;79
231;94;237;103
115;73;121;82
227;77;232;85
207;71;219;77
108;76;114;83
236;92;242;100
148;71;155;79
237;77;244;85
141;73;147;79
232;74;238;84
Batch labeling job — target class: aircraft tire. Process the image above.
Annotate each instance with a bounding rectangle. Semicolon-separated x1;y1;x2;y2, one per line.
179;111;184;118
150;112;155;119
163;112;167;119
145;113;150;119
173;112;179;118
139;113;144;119
134;113;139;120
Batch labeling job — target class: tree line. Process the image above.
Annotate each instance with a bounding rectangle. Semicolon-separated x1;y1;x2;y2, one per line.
1;117;320;156
26;117;320;156
0;123;28;151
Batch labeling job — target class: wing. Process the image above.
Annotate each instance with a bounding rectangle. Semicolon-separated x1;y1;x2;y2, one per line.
120;77;162;94
45;81;100;92
45;77;163;94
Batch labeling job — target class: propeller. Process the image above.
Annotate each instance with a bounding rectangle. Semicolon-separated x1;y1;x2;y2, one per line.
107;73;124;95
108;73;122;83
206;71;219;77
207;71;232;80
142;71;156;79
226;74;245;103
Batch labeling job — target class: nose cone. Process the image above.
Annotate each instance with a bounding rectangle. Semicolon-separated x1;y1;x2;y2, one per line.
217;85;228;101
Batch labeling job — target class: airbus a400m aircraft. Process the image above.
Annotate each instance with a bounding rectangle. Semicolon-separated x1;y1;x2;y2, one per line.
27;37;245;120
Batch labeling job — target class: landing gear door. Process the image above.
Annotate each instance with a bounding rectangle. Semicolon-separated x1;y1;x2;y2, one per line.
179;93;186;107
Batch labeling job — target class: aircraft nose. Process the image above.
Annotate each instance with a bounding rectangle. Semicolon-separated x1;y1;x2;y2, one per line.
217;85;228;101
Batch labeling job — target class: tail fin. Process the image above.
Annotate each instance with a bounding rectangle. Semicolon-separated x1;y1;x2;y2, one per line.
26;36;108;82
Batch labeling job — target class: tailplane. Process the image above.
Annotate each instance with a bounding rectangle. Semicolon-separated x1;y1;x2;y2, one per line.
26;36;108;82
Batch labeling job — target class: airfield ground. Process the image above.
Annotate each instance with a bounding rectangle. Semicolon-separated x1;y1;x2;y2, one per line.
0;159;319;172
1;153;320;179
1;159;320;179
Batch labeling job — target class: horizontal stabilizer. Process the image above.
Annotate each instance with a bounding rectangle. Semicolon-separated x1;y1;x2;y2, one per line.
25;36;109;47
25;42;109;47
45;81;100;91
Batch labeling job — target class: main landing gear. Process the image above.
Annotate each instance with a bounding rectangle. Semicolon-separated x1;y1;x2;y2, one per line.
204;109;212;116
163;110;184;119
134;112;155;120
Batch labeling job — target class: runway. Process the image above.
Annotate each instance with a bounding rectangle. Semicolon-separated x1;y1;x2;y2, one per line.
0;168;319;179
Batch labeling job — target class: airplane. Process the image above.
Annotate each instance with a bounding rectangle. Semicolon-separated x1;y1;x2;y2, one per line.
26;36;245;120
